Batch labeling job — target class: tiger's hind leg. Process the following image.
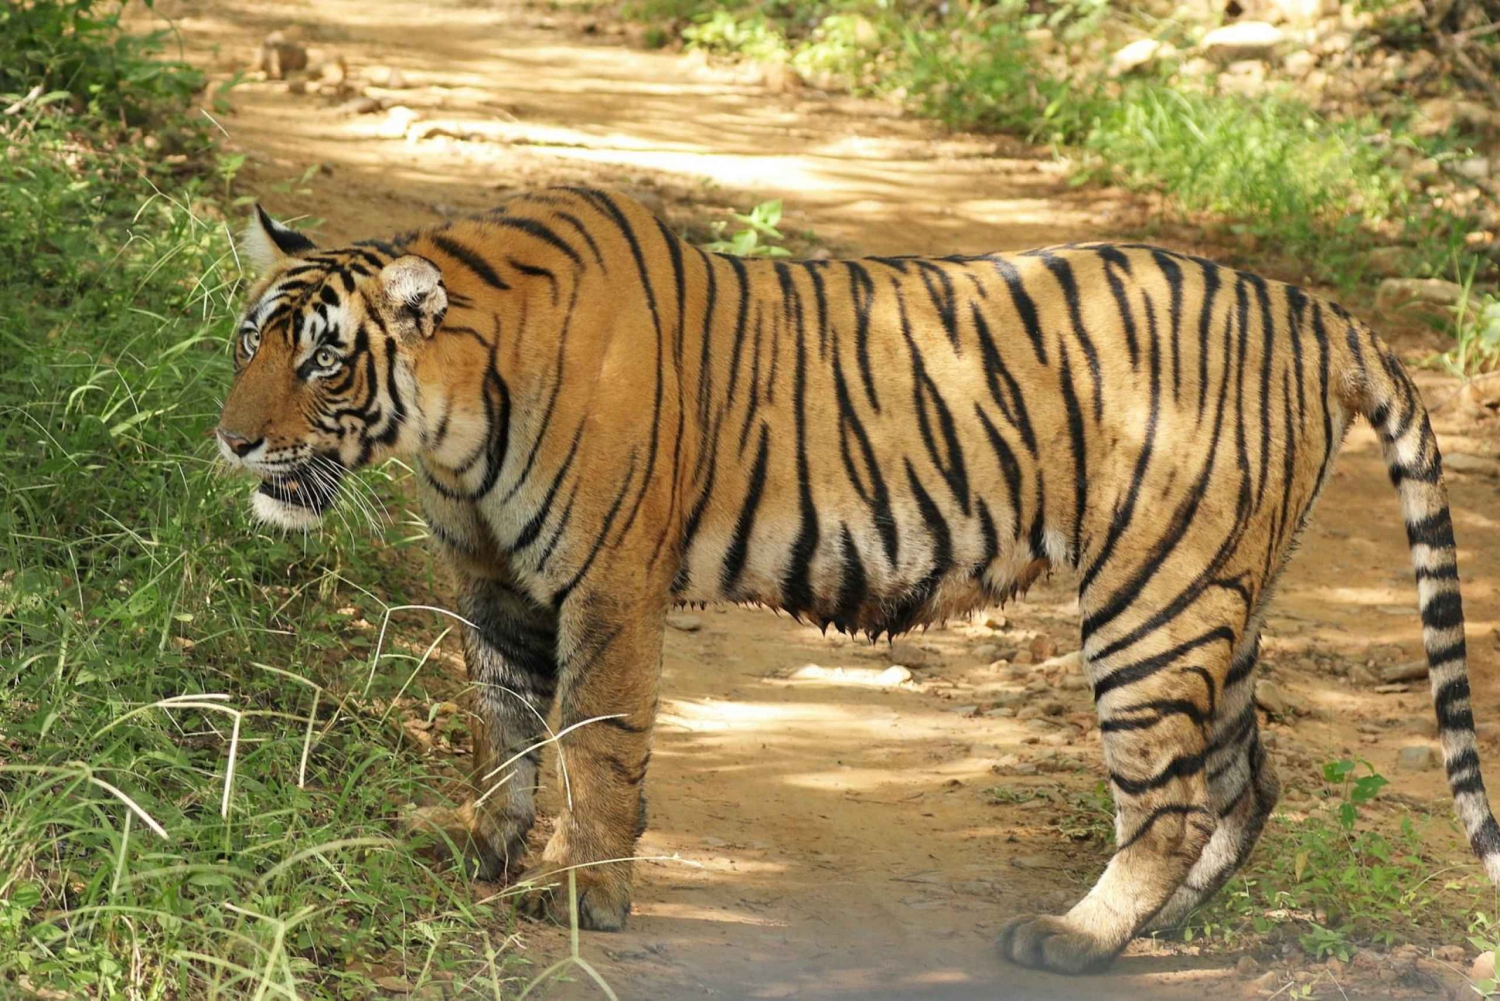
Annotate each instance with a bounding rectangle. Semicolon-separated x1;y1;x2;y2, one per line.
998;585;1243;973
1144;632;1280;933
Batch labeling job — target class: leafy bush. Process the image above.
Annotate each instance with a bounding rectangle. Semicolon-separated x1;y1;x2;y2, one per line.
0;0;203;126
0;8;520;998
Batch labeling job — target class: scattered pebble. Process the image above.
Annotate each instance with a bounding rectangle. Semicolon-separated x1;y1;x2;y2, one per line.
666;613;702;632
1373;683;1410;694
1380;660;1427;683
1028;635;1057;661
1396;745;1439;771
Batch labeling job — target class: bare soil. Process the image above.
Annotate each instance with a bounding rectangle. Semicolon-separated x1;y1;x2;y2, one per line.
157;0;1500;996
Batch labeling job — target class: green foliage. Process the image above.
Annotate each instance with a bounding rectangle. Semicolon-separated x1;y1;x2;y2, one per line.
0;9;521;998
1435;254;1500;377
703;199;793;257
0;0;203;126
635;0;1495;371
1467;912;1500;997
1182;760;1480;959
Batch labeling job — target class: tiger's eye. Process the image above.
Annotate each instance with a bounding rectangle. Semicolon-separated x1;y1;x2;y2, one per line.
315;347;338;369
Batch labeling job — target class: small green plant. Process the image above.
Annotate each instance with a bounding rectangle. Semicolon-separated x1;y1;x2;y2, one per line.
1435;253;1500;377
703;199;792;257
0;0;204;127
1184;759;1480;958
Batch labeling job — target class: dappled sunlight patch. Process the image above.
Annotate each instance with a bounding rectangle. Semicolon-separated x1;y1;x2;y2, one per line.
629;901;789;927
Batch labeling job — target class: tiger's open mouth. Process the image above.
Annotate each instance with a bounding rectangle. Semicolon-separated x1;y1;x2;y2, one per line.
250;459;343;529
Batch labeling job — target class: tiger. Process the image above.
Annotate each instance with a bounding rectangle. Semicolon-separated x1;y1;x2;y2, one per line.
216;186;1500;974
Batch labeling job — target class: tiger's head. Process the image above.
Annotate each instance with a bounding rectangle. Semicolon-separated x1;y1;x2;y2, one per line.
217;207;447;529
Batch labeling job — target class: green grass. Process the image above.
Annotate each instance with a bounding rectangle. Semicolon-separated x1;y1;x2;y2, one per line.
632;0;1495;372
0;4;539;997
1182;760;1489;961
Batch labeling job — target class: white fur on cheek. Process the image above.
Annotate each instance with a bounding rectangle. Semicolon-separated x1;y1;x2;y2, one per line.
250;490;323;531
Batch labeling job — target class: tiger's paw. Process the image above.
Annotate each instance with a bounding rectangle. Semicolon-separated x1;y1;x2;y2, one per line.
997;914;1120;974
400;802;526;882
513;860;632;932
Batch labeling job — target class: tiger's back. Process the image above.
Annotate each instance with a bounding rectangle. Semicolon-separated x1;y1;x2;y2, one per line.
220;186;1499;976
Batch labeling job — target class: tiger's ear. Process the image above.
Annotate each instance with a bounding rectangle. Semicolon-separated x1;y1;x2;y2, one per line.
241;204;317;273
378;255;448;340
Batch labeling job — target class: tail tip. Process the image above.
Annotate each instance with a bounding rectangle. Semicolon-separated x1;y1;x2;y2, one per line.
1484;853;1500;886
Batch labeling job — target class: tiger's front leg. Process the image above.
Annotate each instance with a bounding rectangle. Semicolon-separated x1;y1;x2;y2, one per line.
515;579;664;931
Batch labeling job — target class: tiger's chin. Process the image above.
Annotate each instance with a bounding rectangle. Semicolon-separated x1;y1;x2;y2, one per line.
251;489;325;530
249;462;343;531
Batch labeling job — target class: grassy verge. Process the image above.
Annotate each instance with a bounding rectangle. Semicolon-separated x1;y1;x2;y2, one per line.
0;4;527;997
627;0;1499;373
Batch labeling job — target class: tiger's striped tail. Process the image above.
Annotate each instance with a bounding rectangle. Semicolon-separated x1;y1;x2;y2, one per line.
1348;323;1500;883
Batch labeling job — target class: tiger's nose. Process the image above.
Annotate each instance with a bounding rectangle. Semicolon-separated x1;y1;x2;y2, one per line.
217;428;262;457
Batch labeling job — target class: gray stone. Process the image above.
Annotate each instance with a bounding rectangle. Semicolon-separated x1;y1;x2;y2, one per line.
1255;679;1292;717
1446;453;1500;479
666;613;703;632
1199;21;1285;62
1380;660;1428;683
1455;157;1493;180
1376;278;1464;312
1396;745;1439;771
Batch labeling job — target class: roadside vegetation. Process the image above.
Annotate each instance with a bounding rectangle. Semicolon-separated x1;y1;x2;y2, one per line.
0;3;529;997
623;0;1500;375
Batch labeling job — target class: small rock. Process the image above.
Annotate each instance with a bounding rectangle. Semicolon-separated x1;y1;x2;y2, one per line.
1235;955;1260;976
1255;679;1291;717
374;976;415;994
1059;674;1089;691
1010;855;1052;869
984;706;1016;718
1435;944;1466;962
254;31;308;80
1376;278;1464;312
1348;663;1379;686
1380;660;1427;683
666;613;702;632
386;67;409;90
1396;745;1439;771
1250;970;1280;991
875;665;913;686
1455;157;1493;180
1040;650;1084;674
1028;635;1057;661
376;105;422;139
972;644;1000;662
318;55;348;86
1446;453;1500;479
1364;246;1408;278
1017;706;1043;721
701;835;727;848
1282;48;1318;77
339;96;382;115
1024;27;1056;53
762;62;801;95
1199;21;1285;63
886;641;940;670
1472;950;1496;982
1267;0;1339;22
1110;38;1173;76
1374;683;1410;694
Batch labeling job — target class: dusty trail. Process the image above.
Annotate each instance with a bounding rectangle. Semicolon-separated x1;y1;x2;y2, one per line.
160;0;1500;996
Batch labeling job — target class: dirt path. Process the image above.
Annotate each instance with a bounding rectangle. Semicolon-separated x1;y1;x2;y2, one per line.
160;0;1500;996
